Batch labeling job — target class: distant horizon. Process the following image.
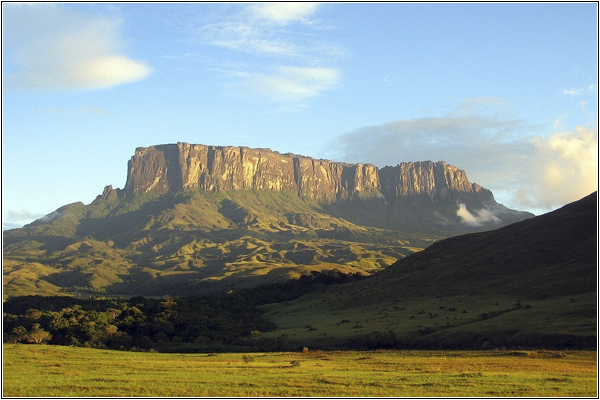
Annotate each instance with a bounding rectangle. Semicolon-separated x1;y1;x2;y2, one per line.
2;2;597;229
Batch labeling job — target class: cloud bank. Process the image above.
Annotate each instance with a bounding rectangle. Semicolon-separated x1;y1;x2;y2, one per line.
523;126;598;209
3;4;151;91
330;98;598;213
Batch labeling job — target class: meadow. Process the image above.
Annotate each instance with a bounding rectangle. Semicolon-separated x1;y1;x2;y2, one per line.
2;344;596;397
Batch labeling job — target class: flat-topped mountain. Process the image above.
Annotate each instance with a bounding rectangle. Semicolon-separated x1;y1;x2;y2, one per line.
3;143;533;298
116;143;488;203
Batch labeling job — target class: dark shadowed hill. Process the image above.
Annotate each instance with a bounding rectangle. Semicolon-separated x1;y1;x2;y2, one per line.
374;191;597;299
262;192;597;349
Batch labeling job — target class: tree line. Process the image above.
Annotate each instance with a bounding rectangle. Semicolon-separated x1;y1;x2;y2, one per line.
3;270;365;352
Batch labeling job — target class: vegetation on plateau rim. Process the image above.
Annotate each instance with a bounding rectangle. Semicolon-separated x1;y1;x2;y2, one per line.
2;345;596;397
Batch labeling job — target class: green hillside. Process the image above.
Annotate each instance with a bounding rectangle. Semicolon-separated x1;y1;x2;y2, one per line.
4;190;440;299
261;192;597;349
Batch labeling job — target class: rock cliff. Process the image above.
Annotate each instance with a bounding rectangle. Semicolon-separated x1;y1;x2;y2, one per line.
122;143;487;204
379;161;492;203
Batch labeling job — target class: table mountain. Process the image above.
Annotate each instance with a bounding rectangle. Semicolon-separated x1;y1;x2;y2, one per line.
3;143;532;298
123;143;488;203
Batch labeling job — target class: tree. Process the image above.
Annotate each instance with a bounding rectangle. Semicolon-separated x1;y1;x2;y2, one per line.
11;326;28;343
26;324;52;344
134;335;154;350
105;331;132;350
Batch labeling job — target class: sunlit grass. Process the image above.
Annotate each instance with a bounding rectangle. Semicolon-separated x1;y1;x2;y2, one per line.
3;345;596;397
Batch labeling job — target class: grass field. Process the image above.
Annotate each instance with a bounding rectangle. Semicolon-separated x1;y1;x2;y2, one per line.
2;344;596;397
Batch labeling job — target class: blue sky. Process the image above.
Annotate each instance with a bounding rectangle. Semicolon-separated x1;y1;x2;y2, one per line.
2;2;598;229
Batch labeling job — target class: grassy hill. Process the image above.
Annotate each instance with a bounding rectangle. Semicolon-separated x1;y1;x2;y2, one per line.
261;192;597;349
4;190;444;299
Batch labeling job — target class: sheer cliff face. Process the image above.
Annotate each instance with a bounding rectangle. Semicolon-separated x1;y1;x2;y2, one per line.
379;162;491;202
123;143;486;203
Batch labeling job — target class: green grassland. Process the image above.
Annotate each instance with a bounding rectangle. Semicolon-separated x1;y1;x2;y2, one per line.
2;344;596;397
261;292;596;349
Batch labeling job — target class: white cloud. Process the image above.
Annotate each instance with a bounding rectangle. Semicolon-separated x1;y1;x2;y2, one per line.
524;126;598;209
199;3;330;58
202;21;301;57
234;66;340;102
456;203;501;226
3;4;151;91
563;84;597;96
2;209;45;230
248;3;320;24
196;3;342;107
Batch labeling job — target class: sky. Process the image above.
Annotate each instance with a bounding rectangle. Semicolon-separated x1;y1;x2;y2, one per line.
2;2;598;230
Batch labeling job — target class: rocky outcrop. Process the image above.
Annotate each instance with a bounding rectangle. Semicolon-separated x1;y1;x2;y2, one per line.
122;143;486;204
97;185;120;202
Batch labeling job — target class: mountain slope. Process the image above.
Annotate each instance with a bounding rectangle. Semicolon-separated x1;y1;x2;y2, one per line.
262;192;597;349
374;190;597;299
3;143;532;299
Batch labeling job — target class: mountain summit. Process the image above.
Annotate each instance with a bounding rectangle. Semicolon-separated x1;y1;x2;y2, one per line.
3;143;533;298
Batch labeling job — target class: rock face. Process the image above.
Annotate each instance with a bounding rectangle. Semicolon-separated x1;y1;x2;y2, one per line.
98;185;120;202
379;161;492;203
123;143;487;203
